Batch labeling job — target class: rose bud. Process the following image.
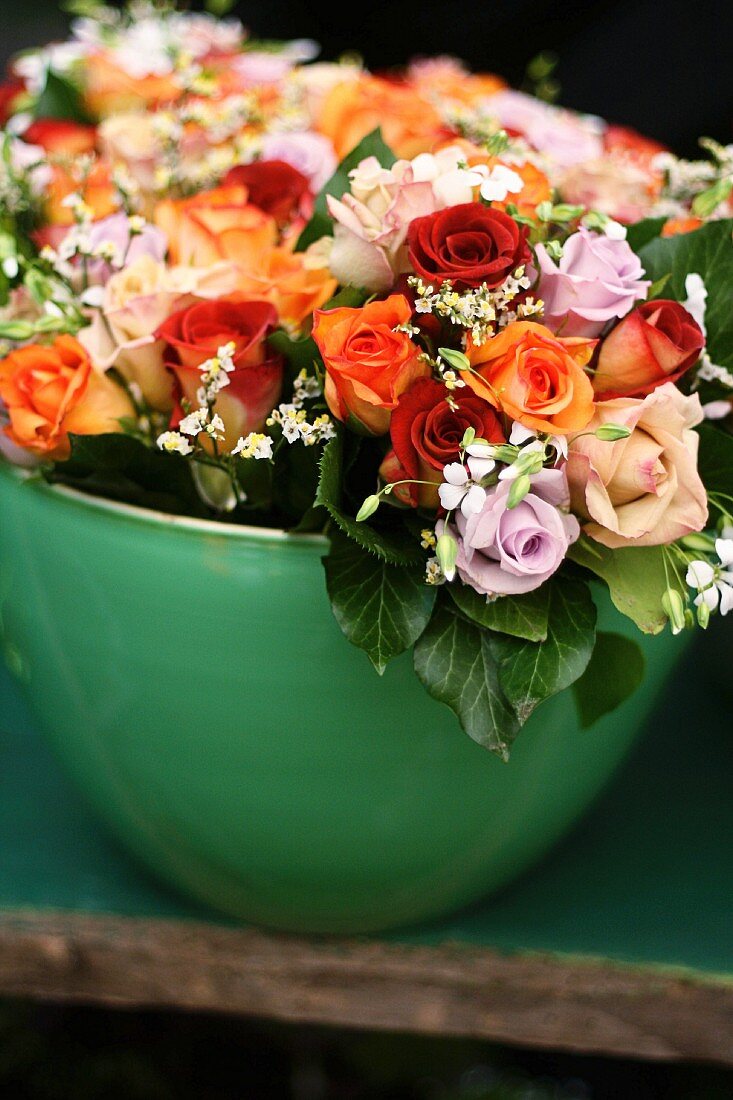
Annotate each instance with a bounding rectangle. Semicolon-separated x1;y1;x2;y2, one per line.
378;378;505;508
407;201;531;290
224;160;311;225
157;299;283;449
593;300;704;400
312;294;430;435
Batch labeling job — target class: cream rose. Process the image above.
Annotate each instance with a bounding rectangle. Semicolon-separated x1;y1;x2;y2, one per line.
78;256;240;409
567;382;708;548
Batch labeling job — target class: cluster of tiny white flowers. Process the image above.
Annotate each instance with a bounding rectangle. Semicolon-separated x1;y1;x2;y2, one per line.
409;270;543;345
157;431;193;456
231;433;274;460
266;369;335;446
178;407;226;443
424;557;446;586
196;341;237;406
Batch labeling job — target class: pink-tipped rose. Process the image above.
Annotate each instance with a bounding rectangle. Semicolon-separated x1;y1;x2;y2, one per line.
567;383;708;548
592;299;704;399
535;228;650;338
439;468;580;596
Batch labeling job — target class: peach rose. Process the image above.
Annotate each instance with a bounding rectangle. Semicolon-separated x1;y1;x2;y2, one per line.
464;321;596;435
43;163;118;229
316;74;446;159
566;383;707;548
77;256;241;410
154;185;277;267
312;295;430;434
0;335;133;459
234;247;337;329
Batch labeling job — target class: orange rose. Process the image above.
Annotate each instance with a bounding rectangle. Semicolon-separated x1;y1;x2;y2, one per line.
0;335;133;459
464;321;596;435
407;59;505;108
234;246;337;329
316;75;446;159
82;53;182;117
312;295;430;434
44;162;118;228
154;185;277;268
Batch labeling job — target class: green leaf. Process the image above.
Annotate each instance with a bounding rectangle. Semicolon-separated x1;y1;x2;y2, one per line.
491;577;597;723
448;582;550;642
296;129;397;251
572;631;646;729
268;329;321;383
696;422;733;503
625;217;668;253
315;434;423;565
569;536;668;634
640;219;733;370
324;530;436;674
413;601;519;759
46;433;210;518
322;286;370;310
33;69;92;124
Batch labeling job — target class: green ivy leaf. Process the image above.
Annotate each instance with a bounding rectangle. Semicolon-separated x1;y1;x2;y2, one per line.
696;422;733;504
569;536;668;634
491;577;597;723
640;219;733;370
625;217;668;253
413;601;519;759
315;434;423;565
296;129;397;251
46;433;210;517
448;582;551;642
324;530;436;674
572;631;646;729
33;69;92;124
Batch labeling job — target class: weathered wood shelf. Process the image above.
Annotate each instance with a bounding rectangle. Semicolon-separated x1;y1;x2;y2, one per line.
1;637;732;1066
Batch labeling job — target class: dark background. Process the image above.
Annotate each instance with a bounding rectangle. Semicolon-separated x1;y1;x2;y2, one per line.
0;0;732;156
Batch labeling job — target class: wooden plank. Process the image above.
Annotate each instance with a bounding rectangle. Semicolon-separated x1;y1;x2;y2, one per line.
0;910;731;1067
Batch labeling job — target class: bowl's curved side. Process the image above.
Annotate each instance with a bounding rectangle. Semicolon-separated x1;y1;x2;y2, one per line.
0;467;684;933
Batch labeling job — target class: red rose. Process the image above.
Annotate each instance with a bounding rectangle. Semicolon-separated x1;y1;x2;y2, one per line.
157;299;284;447
22;118;97;156
407;202;531;290
0;80;24;126
593;300;704;400
224;160;311;225
379;377;505;508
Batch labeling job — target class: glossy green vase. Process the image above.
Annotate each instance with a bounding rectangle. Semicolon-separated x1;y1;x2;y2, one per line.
0;464;684;933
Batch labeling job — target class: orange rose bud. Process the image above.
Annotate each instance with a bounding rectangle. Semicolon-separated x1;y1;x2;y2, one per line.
312;295;430;435
154;185;277;268
464;321;596;435
661;216;705;238
0;335;133;459
592;300;704;400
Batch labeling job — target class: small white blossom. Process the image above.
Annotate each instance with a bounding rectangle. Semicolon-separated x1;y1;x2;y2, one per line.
232;432;274;460
178;408;207;437
686;542;733;615
438;462;486;517
479;164;523;203
157;431;193;456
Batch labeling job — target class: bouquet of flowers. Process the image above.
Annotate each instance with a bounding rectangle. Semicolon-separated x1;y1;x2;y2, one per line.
1;1;732;758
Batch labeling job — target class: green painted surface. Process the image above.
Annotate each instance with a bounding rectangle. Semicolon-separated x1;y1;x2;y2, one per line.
0;466;729;954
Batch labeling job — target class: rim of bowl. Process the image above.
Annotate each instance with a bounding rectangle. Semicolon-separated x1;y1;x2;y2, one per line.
0;462;330;547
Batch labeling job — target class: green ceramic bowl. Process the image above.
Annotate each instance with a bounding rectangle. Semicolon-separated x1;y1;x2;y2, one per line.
0;464;683;933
